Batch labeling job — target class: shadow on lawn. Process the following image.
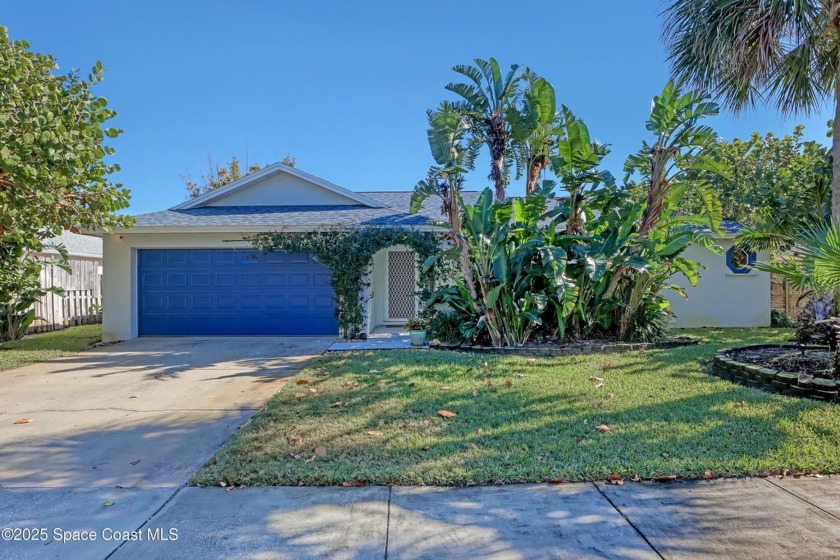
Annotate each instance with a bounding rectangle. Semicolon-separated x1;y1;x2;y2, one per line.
202;340;837;487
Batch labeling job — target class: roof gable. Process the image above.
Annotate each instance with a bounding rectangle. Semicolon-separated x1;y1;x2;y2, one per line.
171;163;387;210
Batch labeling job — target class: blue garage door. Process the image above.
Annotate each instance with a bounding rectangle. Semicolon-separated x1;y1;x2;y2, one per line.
138;249;337;336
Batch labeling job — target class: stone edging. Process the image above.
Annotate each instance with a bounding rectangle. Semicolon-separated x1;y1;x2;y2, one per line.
711;344;838;403
435;338;699;357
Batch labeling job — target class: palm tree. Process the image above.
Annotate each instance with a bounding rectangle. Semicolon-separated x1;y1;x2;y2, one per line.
662;0;840;222
446;58;521;202
410;102;478;300
509;71;557;195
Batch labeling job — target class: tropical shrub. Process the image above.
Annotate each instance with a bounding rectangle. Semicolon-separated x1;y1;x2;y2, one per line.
427;310;464;344
414;62;722;346
0;243;69;343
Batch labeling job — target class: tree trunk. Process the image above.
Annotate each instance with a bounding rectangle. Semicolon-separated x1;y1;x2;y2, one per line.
833;77;840;223
492;155;506;202
526;156;547;195
449;194;479;302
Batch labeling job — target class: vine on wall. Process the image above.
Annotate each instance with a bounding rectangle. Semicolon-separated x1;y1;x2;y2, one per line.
247;227;440;338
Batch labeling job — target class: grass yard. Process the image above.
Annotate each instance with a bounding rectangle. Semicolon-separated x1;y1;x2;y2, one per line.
192;327;840;486
0;325;101;372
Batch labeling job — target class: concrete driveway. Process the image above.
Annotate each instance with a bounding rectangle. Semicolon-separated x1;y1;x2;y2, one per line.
0;336;331;489
0;336;330;560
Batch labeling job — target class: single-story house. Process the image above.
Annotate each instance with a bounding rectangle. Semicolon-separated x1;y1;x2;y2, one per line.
91;163;769;342
665;221;770;328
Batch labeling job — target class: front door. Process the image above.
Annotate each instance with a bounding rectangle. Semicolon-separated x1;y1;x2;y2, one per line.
386;250;416;321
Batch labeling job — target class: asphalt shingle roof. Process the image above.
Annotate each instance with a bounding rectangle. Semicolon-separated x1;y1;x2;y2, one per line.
132;191;482;229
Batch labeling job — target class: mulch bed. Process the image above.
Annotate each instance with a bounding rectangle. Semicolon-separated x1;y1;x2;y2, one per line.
726;346;834;378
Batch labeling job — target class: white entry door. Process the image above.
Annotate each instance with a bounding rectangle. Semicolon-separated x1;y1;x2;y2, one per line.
386;250;417;321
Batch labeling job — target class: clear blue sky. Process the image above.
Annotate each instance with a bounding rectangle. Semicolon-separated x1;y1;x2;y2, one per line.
5;1;833;215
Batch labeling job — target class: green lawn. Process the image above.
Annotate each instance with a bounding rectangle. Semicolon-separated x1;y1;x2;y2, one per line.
0;325;102;372
192;327;840;487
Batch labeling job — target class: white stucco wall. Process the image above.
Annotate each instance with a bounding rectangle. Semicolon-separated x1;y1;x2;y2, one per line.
206;172;358;206
101;232;254;342
665;240;771;328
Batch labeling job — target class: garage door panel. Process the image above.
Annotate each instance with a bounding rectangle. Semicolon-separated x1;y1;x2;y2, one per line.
138;249;337;336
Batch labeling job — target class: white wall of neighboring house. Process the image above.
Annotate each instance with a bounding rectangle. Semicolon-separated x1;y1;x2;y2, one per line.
665;239;771;328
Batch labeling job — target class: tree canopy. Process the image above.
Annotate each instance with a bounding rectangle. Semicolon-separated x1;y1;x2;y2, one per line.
182;154;295;198
0;27;132;251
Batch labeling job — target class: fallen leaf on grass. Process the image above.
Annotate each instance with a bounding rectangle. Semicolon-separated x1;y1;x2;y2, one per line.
13;418;33;424
130;459;141;466
655;475;678;483
596;424;612;433
296;379;310;385
472;390;479;396
294;393;306;399
440;386;451;391
342;482;352;487
483;361;490;373
594;383;604;389
422;418;434;426
606;393;614;400
589;376;604;383
486;379;494;387
526;358;536;364
548;477;564;483
465;443;478;450
476;428;484;435
504;380;512;386
601;363;611;372
438;410;457;419
609;475;624;485
517;373;525;378
734;400;746;408
366;430;383;437
308;388;318;394
330;401;345;408
304;455;316;464
314;446;327;457
344;380;360;389
631;475;642;482
703;470;713;480
289;434;304;445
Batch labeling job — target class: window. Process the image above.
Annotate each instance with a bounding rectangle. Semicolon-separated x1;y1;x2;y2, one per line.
725;245;756;274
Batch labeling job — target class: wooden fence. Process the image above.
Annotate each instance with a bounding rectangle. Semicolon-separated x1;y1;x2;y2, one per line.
28;256;103;333
770;274;810;319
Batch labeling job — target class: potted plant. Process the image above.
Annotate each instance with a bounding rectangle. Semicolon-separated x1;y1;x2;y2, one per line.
406;317;428;346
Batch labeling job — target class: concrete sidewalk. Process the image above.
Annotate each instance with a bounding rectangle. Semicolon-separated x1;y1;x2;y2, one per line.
4;477;840;559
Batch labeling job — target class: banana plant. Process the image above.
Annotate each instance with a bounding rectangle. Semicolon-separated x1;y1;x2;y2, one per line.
446;58;521;202
550;106;615;236
428;187;575;346
609;81;722;337
508;71;557;195
410;101;478;299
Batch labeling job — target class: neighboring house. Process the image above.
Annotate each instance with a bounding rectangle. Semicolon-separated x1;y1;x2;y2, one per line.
665;221;770;328
92;163;769;342
30;230;103;332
